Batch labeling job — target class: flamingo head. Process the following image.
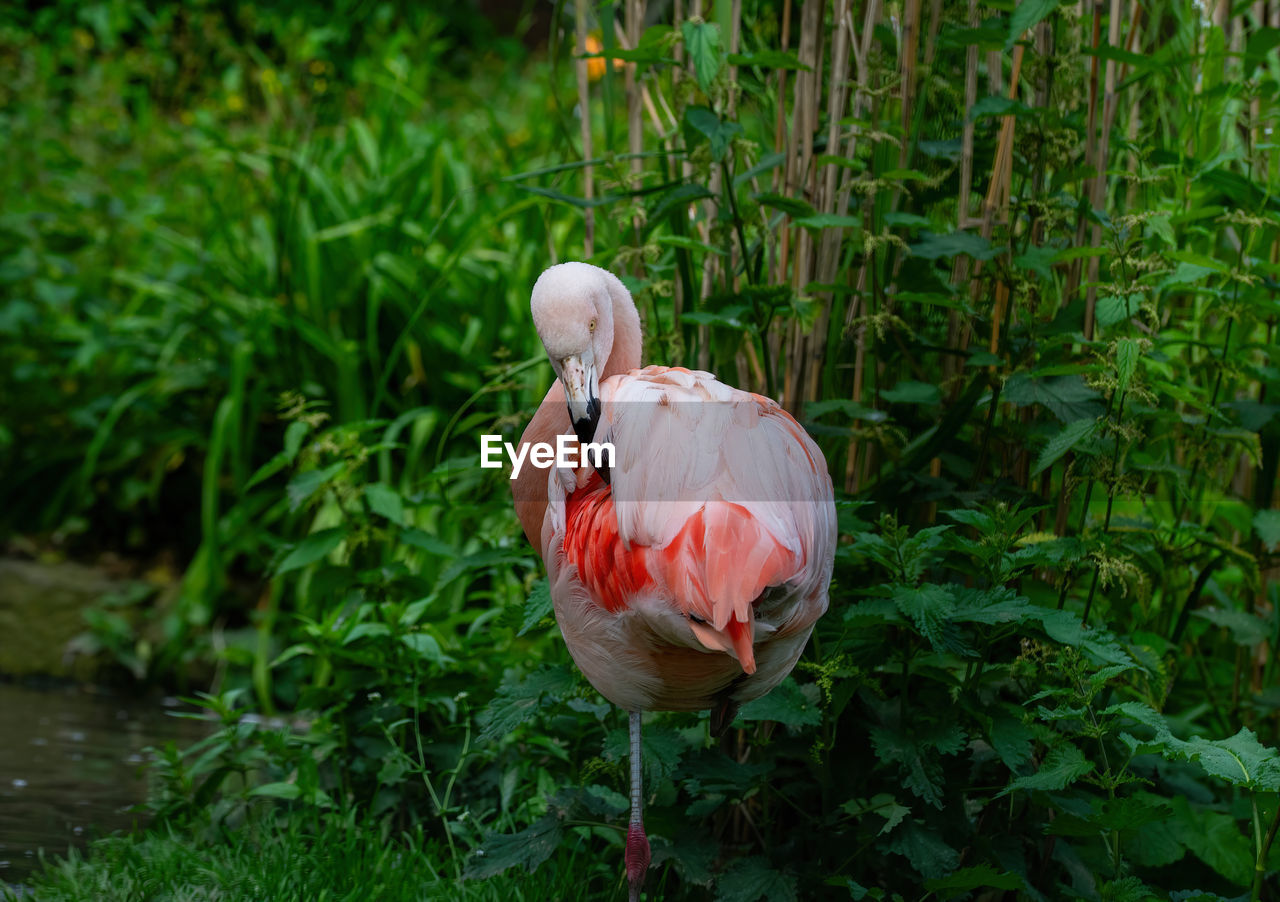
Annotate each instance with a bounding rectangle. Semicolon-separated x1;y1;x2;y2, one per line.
531;263;617;453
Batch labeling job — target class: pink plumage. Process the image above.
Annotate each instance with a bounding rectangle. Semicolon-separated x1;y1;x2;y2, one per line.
512;263;835;901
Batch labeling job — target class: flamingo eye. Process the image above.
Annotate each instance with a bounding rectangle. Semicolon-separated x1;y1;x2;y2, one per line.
589;319;596;332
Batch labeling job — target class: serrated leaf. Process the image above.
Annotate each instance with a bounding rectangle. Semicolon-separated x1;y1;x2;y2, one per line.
1007;0;1060;49
249;781;301;801
737;677;821;729
999;743;1094;796
1033;418;1098;476
880;381;941;405
891;584;955;650
716;856;798;902
925;864;1025;898
726;49;809;70
400;632;447;666
752;191;817;219
1192;607;1270;646
341;622;390;645
1169;799;1253;887
1115;338;1139;394
1254;509;1280;551
1004;373;1105;423
909;230;997;261
464;814;562;879
476;666;576;743
364;482;404;523
870;722;966;809
285;462;345;511
400;528;455;556
886;821;960;879
989;712;1035;771
604;722;687;786
683;105;741;161
1096;293;1143;328
276;526;346;574
1170;728;1280;790
518;578;553;637
794;213;861;230
283;419;309;460
681;21;723;93
438;549;535;586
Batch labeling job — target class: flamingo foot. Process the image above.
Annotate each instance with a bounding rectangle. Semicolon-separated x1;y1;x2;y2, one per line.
625;824;650;899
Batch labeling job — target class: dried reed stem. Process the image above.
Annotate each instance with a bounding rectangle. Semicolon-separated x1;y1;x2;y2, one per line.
574;0;594;257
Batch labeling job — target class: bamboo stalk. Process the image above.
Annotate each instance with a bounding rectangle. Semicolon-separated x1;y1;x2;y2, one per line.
1084;0;1122;342
574;0;594;258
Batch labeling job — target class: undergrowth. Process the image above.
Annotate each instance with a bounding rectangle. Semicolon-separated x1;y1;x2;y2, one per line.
2;0;1278;900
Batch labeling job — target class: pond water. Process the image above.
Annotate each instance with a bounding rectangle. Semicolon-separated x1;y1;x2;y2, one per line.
0;681;210;887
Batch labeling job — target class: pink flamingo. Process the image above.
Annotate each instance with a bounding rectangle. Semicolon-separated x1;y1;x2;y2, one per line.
512;263;836;900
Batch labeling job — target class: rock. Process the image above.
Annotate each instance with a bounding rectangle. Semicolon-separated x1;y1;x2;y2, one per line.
0;558;122;679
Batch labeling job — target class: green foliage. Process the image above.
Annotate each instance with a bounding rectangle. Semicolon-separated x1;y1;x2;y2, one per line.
3;0;1280;900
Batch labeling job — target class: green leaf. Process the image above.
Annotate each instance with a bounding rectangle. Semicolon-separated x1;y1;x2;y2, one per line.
1170;728;1280;791
891;584;955;650
364;482;404;523
752;191;817;219
989;711;1035;771
1254;509;1280;551
969;96;1036;121
726;50;809;70
999;743;1094;796
438;549;535;586
1245;26;1280;61
1006;0;1060;49
716;856;798;902
285;462;344;511
476;665;576;743
681;20;723;93
341;622;390;646
737;677;821;729
249;781;302;801
1170;798;1253;887
880;381;942;405
925;864;1024;898
885;821;960;879
400;528;455;556
909;230;997;261
1033;418;1098;477
1003;373;1105;423
464;814;562;879
682;306;750;329
1096;293;1143;328
604;723;687;785
793;213;861;230
870;722;966;808
518;578;553;637
276;527;347;574
400;632;447;666
683;105;741;161
1192;608;1270;646
656;235;726;256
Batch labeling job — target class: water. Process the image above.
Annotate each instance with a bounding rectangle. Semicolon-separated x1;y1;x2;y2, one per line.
0;681;210;886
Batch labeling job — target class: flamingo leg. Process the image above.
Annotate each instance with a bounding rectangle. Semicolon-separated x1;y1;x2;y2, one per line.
625;709;650;902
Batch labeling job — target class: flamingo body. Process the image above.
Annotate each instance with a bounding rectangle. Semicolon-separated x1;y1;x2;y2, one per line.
512;263;835;899
543;365;835;714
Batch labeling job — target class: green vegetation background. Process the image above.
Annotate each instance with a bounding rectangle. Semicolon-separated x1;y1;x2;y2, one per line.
2;0;1279;899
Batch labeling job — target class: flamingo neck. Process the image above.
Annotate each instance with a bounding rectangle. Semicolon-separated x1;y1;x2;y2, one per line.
600;271;643;378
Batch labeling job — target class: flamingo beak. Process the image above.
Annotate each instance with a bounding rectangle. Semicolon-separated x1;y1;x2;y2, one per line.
560;353;609;484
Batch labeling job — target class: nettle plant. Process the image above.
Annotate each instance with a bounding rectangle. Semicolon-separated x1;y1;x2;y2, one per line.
462;1;1280;899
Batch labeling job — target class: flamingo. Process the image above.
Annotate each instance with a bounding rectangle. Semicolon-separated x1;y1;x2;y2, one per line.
511;262;836;900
